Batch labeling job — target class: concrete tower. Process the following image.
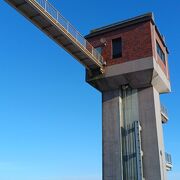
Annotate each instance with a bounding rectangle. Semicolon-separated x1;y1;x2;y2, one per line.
85;13;172;180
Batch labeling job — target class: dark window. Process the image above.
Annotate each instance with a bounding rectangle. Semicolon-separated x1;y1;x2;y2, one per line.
156;41;165;63
112;38;122;59
95;47;102;55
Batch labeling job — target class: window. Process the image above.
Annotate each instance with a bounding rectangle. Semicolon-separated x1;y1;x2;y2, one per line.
156;41;165;63
95;47;102;55
112;38;122;59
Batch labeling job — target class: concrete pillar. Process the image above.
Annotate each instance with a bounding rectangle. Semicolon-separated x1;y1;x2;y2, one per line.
102;89;123;180
138;87;167;180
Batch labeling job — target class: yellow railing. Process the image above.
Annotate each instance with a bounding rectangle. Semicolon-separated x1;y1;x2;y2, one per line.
35;0;104;65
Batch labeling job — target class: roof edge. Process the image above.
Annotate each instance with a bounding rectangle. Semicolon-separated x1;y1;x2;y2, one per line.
85;12;154;39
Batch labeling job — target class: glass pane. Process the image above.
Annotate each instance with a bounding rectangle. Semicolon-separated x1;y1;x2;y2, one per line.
95;47;102;55
112;38;122;59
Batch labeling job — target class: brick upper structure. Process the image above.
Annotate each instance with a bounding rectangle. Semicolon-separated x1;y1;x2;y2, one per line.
85;13;169;78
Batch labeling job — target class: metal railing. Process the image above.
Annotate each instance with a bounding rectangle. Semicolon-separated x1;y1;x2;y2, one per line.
165;152;172;165
34;0;104;65
161;104;168;119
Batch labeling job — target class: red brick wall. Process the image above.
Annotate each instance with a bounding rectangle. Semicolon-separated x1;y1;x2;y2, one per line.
86;21;153;66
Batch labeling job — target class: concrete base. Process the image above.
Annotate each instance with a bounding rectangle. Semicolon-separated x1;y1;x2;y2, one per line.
102;87;167;180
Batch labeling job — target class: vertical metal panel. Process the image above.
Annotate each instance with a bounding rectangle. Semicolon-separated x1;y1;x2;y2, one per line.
122;87;144;180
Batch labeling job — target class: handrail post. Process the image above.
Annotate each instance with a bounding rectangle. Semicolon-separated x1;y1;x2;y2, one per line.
84;40;86;49
56;11;58;22
75;32;78;42
45;0;47;11
67;22;69;32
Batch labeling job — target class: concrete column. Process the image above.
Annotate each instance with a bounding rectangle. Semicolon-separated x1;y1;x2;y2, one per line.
138;87;167;180
102;89;123;180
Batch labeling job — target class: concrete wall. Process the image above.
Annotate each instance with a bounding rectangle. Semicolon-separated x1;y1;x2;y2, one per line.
102;90;123;180
102;86;168;180
138;87;167;180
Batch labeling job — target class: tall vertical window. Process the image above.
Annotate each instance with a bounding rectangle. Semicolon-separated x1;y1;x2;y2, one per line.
112;38;122;59
156;41;165;63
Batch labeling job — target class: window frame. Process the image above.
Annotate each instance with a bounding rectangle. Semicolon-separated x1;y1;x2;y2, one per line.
156;41;166;64
112;37;122;59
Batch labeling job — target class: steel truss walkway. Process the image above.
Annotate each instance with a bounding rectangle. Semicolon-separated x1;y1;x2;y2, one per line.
5;0;104;72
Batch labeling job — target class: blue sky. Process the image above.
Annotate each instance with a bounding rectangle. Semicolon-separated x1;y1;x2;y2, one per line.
0;0;180;180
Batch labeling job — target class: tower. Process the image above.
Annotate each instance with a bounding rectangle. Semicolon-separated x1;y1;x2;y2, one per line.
4;0;172;179
85;13;171;180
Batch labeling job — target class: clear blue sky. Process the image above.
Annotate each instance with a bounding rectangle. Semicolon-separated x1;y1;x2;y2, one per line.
0;0;179;180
